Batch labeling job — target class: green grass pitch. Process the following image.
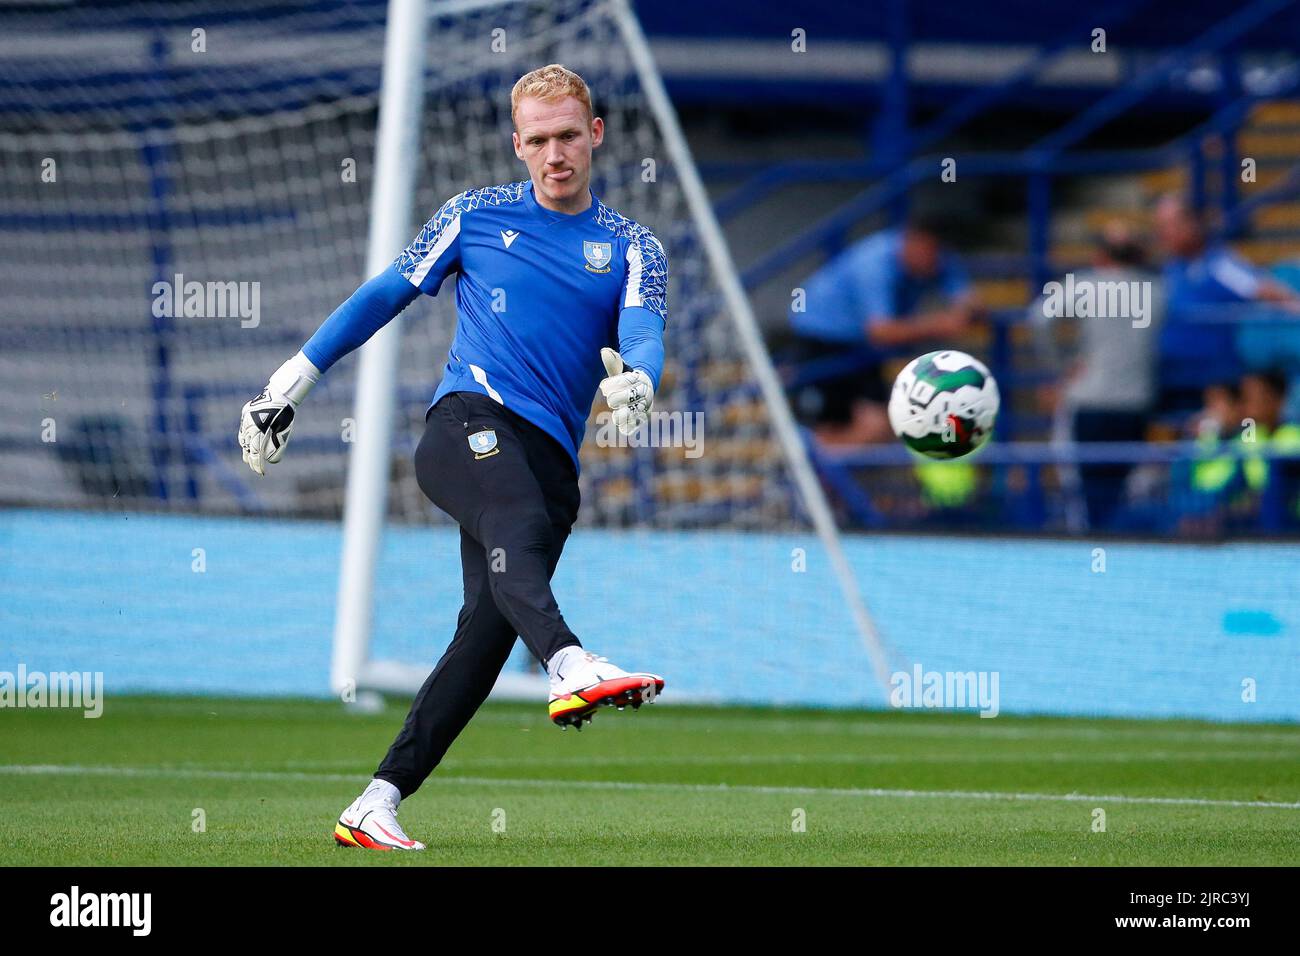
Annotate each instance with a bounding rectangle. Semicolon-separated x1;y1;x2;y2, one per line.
3;696;1299;866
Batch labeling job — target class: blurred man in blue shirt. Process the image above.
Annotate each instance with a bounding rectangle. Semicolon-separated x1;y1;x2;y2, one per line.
786;217;978;444
1153;193;1298;412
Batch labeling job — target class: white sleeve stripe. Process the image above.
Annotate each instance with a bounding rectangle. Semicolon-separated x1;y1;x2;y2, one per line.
409;213;461;287
623;242;643;309
1210;256;1260;298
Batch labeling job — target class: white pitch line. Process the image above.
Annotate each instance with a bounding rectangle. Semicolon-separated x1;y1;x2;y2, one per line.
436;749;1300;767
20;748;1300;776
75;701;1300;745
21;748;1297;774
73;700;1300;746
0;764;361;783
463;708;1300;745
3;764;1299;810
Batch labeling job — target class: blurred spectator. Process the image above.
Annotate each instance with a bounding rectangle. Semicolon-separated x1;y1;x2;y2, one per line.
1247;260;1300;422
785;215;978;446
1190;381;1241;446
1187;380;1242;511
1034;220;1164;530
1184;370;1300;533
1238;369;1300;528
1153;194;1299;412
912;455;988;529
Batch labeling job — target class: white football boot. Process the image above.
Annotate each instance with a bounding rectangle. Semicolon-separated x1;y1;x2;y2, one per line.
333;780;425;851
548;650;664;730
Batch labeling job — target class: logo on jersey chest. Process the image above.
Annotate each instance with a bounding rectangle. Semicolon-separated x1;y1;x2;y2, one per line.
468;429;499;459
583;240;613;273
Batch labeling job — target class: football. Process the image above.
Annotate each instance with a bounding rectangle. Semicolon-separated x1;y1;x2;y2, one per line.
887;350;1000;459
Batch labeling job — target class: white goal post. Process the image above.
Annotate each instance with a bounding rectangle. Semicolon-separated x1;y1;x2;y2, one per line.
329;0;896;705
330;0;430;703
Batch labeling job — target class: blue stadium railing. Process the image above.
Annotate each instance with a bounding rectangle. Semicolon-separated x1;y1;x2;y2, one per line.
806;438;1300;535
725;87;1300;311
717;0;1300;294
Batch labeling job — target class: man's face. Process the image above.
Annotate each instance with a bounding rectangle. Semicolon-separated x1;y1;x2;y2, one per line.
1239;375;1284;430
1202;384;1238;430
1154;198;1202;258
899;229;941;278
512;95;604;213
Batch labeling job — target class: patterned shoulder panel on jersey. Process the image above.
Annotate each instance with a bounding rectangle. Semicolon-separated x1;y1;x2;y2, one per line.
594;199;668;323
394;181;529;290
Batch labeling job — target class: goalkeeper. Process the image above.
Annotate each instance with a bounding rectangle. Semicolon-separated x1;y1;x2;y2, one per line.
238;65;666;851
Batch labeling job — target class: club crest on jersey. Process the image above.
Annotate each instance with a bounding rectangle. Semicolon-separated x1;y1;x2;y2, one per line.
583;240;613;273
468;429;499;459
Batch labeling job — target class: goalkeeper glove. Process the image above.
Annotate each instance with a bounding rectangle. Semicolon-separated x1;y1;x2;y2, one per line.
238;351;320;476
599;347;654;436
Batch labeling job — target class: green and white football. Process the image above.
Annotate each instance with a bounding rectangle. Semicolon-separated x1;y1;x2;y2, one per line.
887;350;999;459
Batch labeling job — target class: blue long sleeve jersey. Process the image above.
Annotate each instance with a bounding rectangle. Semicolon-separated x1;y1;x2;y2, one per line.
302;180;668;473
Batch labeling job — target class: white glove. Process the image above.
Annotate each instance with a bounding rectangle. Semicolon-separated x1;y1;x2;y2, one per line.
238;351;320;476
599;347;654;436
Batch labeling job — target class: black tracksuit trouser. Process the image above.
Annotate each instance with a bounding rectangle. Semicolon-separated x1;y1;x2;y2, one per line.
375;390;582;797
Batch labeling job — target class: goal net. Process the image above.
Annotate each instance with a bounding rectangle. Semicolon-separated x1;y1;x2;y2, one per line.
0;0;894;708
